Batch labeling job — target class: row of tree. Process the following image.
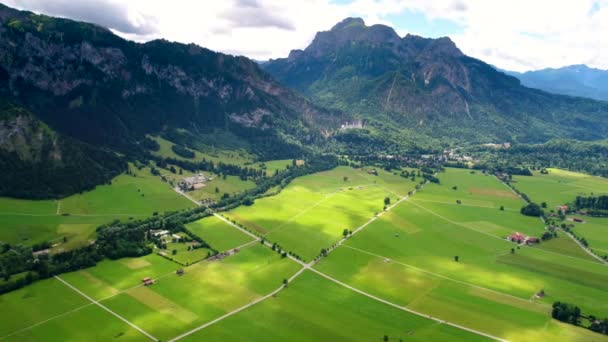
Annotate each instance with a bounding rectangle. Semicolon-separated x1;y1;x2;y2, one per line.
552;301;608;335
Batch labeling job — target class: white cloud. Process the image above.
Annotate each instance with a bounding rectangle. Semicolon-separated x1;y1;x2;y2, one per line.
4;0;607;71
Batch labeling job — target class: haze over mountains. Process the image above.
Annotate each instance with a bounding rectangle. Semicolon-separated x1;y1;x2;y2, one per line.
505;65;608;102
264;18;608;146
1;5;608;198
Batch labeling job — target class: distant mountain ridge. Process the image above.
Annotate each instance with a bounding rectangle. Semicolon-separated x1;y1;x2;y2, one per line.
504;65;608;101
264;18;608;147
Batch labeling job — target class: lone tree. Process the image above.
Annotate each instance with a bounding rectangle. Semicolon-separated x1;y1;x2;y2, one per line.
283;278;288;287
456;200;462;205
342;229;350;238
500;205;505;211
454;255;459;262
172;249;177;255
384;197;391;206
452;186;458;190
511;248;515;254
343;176;348;182
383;335;389;342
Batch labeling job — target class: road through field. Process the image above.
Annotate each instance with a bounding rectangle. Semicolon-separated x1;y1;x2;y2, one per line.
54;276;158;341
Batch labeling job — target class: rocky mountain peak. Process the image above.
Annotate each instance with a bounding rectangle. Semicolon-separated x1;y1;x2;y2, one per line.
305;17;401;57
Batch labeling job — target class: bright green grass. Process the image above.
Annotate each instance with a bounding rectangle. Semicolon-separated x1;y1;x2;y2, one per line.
4;304;148;342
61;245;299;340
60;254;179;300
568;216;608;257
186;216;254;251
225;166;409;260
190;175;256;201
513;168;608;257
0;277;88;337
413;168;596;261
59;166;192;216
162;242;213;265
0;166;192;250
416;168;523;210
315;246;602;342
342;200;608;317
182;270;490;342
513;168;608;210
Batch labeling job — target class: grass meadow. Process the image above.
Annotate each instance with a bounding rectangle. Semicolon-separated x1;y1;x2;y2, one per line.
513;168;608;258
181;271;490;342
185;215;255;252
0;165;193;251
225;166;414;261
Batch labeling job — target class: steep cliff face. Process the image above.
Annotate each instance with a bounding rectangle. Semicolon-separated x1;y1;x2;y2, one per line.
264;18;608;143
0;4;342;154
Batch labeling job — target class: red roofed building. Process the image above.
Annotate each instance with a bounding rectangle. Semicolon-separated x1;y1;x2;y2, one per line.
508;232;526;243
556;205;568;214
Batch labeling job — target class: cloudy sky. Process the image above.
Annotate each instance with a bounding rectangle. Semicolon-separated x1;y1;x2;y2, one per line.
4;0;607;71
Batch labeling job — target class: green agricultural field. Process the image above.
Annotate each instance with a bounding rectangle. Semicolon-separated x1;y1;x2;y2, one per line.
149;135;254;165
315;246;602;342
338;199;608;319
513;168;608;210
0;165;192;251
567;216;608;257
182;271;490;342
415;168;524;210
513;168;608;258
161;242;214;265
225;166;411;260
57;245;300;340
186;215;255;252
190;175;256;201
412;168;595;261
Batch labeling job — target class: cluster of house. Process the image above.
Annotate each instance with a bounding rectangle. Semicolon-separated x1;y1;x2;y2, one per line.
178;173;211;191
507;232;539;245
482;142;512;149
142;269;185;286
340;120;364;130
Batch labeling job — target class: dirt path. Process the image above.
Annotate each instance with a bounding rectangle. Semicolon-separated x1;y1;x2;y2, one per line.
54;276;158;341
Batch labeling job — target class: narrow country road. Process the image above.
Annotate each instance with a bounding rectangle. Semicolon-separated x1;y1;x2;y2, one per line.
54;276;158;341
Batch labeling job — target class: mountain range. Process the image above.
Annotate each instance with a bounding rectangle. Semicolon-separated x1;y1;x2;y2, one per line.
0;4;341;197
504;65;608;101
1;6;608;198
263;18;608;148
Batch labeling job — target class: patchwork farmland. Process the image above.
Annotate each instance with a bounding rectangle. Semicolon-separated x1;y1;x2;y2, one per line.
1;166;607;341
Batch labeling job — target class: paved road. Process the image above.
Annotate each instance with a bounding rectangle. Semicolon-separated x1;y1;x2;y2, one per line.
55;276;158;341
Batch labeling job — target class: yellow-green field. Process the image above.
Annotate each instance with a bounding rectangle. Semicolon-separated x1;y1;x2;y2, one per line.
225;166;415;260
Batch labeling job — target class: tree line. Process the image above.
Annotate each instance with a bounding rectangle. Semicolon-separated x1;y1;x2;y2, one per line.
0;154;339;294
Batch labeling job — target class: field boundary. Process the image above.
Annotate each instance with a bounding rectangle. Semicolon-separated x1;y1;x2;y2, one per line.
340;244;550;308
167;265;308;341
495;176;608;265
54;276;158;341
407;198;605;266
308;267;508;342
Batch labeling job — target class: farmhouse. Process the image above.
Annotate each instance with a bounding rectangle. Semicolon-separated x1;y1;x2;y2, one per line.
142;277;154;286
151;230;170;237
507;232;539;245
367;169;378;176
571;217;586;223
176;269;184;276
179;173;210;191
556;205;569;214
